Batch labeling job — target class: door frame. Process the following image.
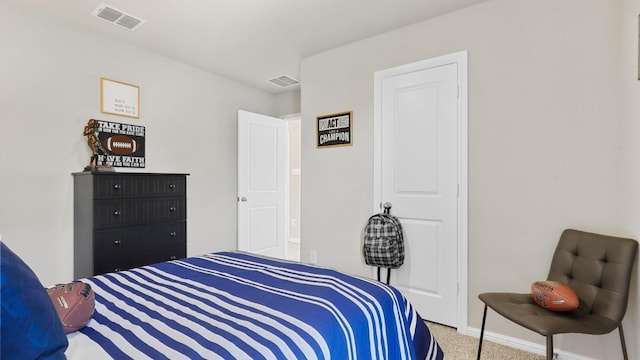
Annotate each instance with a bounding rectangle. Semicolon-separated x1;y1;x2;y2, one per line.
373;50;468;333
280;113;302;261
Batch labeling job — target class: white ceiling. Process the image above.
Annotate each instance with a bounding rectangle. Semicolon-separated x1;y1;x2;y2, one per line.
6;0;487;94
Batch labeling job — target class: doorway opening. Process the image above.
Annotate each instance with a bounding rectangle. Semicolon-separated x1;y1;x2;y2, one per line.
236;110;301;262
284;114;301;262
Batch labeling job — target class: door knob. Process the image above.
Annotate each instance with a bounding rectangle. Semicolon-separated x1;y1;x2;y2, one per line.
383;202;392;214
239;197;247;202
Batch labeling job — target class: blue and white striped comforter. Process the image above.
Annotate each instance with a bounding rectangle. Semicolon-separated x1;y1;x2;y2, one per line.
66;252;444;359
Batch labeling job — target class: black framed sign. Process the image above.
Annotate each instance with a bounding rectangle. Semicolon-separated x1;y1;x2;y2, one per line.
87;119;146;168
316;111;353;148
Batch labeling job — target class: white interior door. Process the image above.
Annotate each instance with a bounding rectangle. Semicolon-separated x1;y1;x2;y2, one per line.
374;52;467;328
237;110;288;259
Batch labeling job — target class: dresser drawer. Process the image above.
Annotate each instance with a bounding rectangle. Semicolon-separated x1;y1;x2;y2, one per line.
94;221;187;257
93;175;186;199
142;245;186;264
93;254;137;275
93;197;186;229
93;244;186;275
151;221;187;248
94;227;146;257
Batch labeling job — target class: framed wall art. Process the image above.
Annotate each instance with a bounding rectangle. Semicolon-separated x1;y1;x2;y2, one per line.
316;111;353;148
100;78;140;118
83;119;145;169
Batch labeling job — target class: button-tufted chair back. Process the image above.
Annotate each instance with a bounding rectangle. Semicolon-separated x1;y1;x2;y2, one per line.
547;229;637;327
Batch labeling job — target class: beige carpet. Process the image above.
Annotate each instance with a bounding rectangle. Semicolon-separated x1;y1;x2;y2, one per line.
427;322;545;360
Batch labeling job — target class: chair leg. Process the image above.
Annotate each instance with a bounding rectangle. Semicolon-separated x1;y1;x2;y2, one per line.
477;305;487;360
546;336;553;360
619;325;628;360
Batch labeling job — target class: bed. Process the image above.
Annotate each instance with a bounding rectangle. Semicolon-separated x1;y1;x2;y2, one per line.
0;241;443;359
65;251;444;359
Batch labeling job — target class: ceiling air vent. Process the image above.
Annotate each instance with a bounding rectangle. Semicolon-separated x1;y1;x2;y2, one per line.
267;75;299;88
91;3;146;31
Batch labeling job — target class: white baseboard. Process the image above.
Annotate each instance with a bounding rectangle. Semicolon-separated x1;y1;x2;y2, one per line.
466;326;599;360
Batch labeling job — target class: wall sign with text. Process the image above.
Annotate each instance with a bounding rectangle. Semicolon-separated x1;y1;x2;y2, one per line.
316;111;353;148
101;78;140;118
92;120;145;168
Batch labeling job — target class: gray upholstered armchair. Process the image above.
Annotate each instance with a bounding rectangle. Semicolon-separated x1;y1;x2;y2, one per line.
477;229;638;360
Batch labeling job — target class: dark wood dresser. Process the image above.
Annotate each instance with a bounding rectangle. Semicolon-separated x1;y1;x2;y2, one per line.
73;172;188;278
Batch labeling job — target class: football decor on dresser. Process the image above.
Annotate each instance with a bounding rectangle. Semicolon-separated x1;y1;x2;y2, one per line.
83;118;145;171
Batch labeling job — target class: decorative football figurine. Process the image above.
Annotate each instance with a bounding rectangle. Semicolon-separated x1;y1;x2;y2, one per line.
531;280;579;312
47;281;95;333
83;119;109;170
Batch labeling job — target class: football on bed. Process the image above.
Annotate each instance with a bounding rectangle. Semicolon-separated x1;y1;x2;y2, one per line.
47;281;95;333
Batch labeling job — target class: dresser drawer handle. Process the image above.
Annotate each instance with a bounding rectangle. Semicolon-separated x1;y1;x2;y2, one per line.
113;239;121;246
113;184;122;190
169;184;176;189
169;206;176;212
169;256;177;260
113;210;121;216
170;231;177;237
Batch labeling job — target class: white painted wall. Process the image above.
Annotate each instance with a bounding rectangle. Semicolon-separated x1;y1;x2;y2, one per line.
619;0;640;358
275;90;301;116
301;0;632;358
0;2;293;286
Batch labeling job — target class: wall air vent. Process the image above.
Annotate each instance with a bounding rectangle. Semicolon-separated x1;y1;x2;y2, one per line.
267;75;299;88
91;3;146;31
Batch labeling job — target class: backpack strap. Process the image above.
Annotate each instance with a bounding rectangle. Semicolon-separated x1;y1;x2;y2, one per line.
377;267;392;284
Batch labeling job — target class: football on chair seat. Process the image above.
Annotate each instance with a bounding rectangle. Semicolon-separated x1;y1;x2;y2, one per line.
47;281;95;333
531;280;579;312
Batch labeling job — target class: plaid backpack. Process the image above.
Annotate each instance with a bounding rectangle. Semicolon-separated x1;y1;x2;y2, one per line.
363;206;404;271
